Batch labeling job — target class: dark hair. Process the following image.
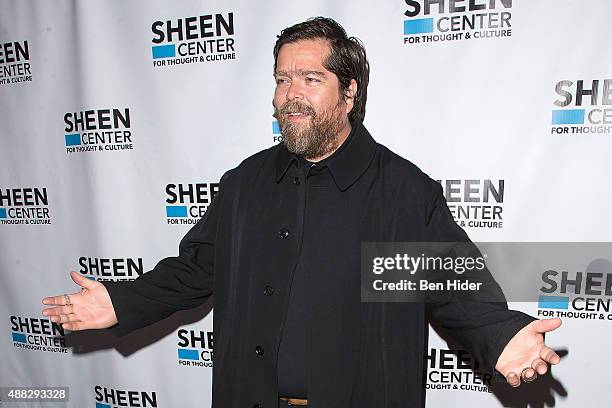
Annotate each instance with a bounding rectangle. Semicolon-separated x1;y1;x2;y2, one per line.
273;17;370;123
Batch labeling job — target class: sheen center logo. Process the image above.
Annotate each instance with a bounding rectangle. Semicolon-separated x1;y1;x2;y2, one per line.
177;329;213;368
64;108;134;153
76;257;144;282
537;259;612;323
426;348;495;393
0;187;51;225
151;12;236;67
437;179;504;229
165;182;219;225
10;315;69;354
0;40;33;85
403;0;513;45
551;79;612;135
94;386;158;408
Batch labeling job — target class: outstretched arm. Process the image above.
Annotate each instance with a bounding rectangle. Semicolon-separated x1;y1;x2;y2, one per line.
41;170;232;336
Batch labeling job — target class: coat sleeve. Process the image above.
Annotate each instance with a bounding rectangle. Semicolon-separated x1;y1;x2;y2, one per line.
423;180;536;374
100;170;232;337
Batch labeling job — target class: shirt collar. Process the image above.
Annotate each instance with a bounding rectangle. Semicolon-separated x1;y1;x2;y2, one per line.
275;120;377;191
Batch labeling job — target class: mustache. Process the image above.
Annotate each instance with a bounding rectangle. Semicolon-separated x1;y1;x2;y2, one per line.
278;100;316;117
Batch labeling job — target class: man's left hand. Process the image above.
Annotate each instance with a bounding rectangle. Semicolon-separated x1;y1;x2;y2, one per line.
495;318;562;387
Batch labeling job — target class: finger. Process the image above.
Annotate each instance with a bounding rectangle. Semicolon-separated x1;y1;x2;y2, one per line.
42;295;70;306
530;318;562;334
50;314;79;324
532;357;548;375
521;367;537;382
62;322;79;331
506;371;521;387
42;305;74;316
70;271;98;289
62;314;79;323
63;321;93;331
540;345;561;365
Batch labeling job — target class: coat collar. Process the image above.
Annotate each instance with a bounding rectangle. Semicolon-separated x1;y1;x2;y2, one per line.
274;121;377;191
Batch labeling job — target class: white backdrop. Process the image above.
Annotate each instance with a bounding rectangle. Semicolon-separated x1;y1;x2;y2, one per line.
1;0;611;407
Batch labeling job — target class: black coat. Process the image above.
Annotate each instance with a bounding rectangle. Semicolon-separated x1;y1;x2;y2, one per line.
103;121;535;408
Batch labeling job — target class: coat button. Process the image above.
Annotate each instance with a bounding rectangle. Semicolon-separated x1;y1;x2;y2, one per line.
293;177;301;185
255;345;265;355
264;285;274;296
278;228;290;239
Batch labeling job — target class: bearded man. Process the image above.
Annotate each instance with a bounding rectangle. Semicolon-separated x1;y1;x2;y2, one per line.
43;17;561;408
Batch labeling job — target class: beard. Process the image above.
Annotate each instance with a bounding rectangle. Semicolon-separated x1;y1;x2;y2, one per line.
273;99;346;160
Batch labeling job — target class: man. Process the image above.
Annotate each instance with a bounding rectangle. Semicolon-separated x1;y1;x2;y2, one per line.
42;17;561;408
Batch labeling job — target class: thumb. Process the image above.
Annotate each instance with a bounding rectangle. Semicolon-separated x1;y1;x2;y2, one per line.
530;317;562;334
70;271;97;290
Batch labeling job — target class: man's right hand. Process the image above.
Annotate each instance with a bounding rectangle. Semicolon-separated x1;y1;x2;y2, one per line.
41;271;118;331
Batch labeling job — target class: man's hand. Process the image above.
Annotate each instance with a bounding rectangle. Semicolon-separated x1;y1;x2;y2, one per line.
495;318;562;387
41;271;118;331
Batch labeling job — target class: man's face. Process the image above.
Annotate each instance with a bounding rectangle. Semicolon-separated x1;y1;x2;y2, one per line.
273;39;353;160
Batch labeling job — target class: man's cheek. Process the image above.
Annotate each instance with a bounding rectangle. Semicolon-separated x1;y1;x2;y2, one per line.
273;92;285;108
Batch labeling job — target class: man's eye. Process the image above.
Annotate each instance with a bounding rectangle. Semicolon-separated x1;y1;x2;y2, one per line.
306;77;320;83
276;78;288;84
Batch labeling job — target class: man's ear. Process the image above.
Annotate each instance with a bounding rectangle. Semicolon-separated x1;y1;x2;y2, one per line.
345;79;358;114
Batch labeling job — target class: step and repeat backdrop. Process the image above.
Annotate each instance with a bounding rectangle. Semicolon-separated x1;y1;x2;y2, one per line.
1;0;611;407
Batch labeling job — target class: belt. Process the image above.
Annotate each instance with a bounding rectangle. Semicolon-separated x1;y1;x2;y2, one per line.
280;397;308;406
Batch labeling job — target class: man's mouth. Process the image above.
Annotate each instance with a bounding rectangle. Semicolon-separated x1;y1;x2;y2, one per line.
286;112;310;120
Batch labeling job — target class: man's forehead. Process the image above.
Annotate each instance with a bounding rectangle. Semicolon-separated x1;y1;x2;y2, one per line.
275;39;331;72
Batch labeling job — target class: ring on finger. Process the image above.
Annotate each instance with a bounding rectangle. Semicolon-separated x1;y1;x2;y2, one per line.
64;294;72;306
521;367;536;383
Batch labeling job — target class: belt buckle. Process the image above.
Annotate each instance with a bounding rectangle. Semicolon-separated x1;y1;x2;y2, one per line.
280;397;308;406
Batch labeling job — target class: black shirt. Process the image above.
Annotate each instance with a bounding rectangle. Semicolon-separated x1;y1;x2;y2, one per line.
277;127;356;398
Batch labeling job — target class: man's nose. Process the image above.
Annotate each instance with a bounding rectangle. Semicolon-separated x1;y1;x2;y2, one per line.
286;81;304;101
